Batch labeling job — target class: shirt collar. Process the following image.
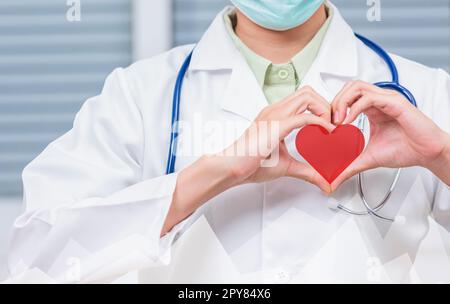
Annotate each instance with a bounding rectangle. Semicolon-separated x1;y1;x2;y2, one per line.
189;3;358;80
223;11;271;87
291;4;334;82
222;4;334;87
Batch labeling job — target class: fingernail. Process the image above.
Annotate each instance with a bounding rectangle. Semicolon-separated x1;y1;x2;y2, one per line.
333;111;340;124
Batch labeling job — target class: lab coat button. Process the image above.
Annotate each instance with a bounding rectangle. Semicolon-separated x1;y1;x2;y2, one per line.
278;69;289;80
394;215;406;225
275;270;291;283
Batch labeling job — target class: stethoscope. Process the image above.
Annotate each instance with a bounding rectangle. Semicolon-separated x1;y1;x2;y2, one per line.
166;33;417;222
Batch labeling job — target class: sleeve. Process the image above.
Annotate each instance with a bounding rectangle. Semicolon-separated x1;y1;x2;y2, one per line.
431;69;450;232
7;68;193;282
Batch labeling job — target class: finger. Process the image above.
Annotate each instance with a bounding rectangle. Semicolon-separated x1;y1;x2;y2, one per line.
341;91;395;124
280;86;332;121
288;162;331;193
280;114;335;139
331;81;361;124
330;163;359;192
341;94;375;125
278;85;325;108
331;81;354;106
342;91;413;125
331;81;384;124
330;81;357;123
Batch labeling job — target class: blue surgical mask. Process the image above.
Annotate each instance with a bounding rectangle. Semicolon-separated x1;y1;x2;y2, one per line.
231;0;325;31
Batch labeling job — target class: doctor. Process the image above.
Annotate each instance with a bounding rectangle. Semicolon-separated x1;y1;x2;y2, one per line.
8;1;450;282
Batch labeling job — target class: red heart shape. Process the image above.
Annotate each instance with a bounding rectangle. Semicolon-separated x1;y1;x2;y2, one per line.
295;124;365;184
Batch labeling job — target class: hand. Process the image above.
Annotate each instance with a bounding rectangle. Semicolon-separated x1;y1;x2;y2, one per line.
162;86;335;234
223;86;335;193
330;80;450;191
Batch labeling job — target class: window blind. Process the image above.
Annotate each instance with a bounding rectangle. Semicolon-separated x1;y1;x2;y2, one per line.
0;0;132;197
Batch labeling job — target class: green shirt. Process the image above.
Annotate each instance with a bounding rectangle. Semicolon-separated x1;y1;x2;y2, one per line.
224;6;333;104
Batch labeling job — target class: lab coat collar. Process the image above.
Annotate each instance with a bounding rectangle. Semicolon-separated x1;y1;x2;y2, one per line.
189;3;359;120
313;1;358;79
190;6;269;121
189;6;239;71
190;3;358;78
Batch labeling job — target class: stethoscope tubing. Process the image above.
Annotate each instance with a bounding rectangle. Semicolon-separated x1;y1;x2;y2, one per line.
336;34;417;221
166;51;193;175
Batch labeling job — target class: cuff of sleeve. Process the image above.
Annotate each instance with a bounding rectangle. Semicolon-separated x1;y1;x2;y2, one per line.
137;173;200;265
82;171;187;263
157;210;199;265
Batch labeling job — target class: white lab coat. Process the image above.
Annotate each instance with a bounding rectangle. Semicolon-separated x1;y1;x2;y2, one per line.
7;4;450;283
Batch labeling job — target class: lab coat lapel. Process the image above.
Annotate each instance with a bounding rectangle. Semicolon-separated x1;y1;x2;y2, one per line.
189;6;268;121
301;2;359;99
220;56;268;121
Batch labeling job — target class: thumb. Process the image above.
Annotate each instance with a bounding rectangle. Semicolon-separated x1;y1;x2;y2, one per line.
330;155;372;192
288;161;331;194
